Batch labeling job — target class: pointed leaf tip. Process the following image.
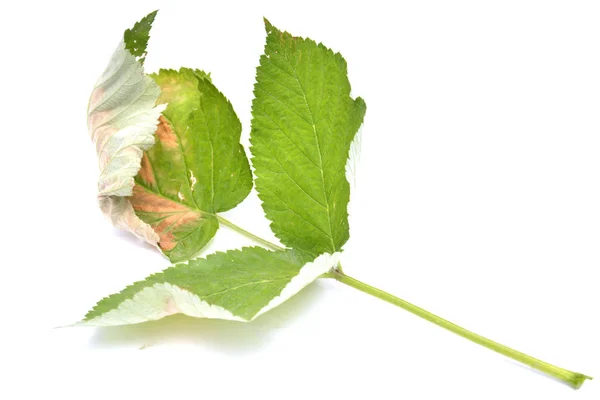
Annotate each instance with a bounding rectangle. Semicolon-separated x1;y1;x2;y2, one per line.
124;10;159;62
263;17;274;32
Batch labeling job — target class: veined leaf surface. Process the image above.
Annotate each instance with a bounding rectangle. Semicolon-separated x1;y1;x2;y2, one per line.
132;68;253;262
250;20;366;258
87;11;165;245
82;248;340;326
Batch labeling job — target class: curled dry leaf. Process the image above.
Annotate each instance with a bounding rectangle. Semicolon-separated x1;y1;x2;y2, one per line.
87;11;164;245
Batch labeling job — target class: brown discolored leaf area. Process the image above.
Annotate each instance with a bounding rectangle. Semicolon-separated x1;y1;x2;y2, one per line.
129;113;219;262
154;115;179;148
130;185;204;251
138;154;156;186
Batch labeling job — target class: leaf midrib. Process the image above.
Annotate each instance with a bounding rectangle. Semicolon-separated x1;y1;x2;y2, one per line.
197;276;293;301
281;52;337;252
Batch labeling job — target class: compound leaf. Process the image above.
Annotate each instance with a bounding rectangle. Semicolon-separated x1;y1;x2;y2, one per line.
82;248;340;326
250;20;366;258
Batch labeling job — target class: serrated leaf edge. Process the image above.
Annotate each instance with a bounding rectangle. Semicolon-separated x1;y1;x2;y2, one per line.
79;251;341;327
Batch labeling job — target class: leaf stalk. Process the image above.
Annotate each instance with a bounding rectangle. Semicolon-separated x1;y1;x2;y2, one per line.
327;267;591;389
216;216;285;252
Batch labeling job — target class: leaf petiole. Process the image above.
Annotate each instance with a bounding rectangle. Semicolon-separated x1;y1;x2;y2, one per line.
326;267;592;389
216;215;285;252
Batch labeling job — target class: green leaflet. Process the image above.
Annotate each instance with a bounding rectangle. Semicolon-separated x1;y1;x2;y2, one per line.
131;68;253;262
87;11;165;246
250;20;366;259
82;247;340;325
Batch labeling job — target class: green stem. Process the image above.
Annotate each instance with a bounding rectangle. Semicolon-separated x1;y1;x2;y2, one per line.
211;218;590;388
328;267;591;389
216;215;285;252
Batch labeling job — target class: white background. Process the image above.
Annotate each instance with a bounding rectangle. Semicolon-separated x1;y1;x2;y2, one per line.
2;1;599;398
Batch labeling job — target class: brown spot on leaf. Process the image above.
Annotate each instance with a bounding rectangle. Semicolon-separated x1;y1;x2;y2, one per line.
138;153;156;186
130;185;202;251
155;116;179;148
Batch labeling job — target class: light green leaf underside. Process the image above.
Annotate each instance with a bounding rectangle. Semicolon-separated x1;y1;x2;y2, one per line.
87;12;164;245
131;68;253;262
250;20;366;259
82;247;340;325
